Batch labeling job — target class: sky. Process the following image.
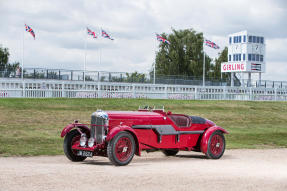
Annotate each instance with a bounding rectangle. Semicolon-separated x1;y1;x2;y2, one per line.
0;0;286;81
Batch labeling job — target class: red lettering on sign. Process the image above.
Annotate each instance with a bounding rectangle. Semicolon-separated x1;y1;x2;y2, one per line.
236;64;240;70
222;63;246;72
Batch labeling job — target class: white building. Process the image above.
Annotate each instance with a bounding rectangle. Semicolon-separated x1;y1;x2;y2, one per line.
221;30;266;86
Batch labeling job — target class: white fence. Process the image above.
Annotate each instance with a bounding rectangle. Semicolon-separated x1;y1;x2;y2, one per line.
0;78;287;101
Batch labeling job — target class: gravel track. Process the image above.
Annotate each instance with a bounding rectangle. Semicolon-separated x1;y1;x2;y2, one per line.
1;149;287;191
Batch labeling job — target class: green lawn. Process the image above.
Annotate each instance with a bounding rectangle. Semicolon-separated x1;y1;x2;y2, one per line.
0;98;287;156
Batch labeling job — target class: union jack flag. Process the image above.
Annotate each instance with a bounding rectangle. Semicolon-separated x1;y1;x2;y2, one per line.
101;29;114;40
25;24;35;39
205;39;220;49
87;27;97;38
156;34;170;45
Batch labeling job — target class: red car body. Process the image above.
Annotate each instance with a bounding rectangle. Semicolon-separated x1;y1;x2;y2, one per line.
61;108;228;166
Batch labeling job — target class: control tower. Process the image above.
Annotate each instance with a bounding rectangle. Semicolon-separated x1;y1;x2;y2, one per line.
221;30;266;86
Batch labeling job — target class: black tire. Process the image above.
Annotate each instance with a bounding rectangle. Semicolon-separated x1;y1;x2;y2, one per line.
63;129;87;162
162;149;179;156
205;131;226;159
107;131;135;166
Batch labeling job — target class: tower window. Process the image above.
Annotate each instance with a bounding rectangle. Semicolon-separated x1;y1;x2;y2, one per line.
253;36;256;43
252;54;256;61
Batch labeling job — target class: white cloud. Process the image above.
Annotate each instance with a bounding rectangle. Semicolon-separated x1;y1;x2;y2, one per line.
0;0;286;80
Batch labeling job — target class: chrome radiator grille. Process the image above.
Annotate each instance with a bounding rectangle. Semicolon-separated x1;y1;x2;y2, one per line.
91;111;108;144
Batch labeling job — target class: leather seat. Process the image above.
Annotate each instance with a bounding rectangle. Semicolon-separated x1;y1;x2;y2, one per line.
169;115;190;127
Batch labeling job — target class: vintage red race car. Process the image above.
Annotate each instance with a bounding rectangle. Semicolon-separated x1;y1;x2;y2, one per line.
61;107;228;166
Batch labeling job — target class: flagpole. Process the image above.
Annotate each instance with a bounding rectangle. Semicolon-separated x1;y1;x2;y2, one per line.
99;27;102;66
99;48;101;66
21;23;25;97
84;28;87;88
153;63;156;85
22;24;25;81
154;34;157;85
203;38;205;87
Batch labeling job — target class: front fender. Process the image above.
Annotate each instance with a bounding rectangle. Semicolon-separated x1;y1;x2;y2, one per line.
106;126;141;156
200;126;229;154
60;124;90;137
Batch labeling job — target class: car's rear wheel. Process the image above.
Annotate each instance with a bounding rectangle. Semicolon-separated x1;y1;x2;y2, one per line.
107;131;135;166
162;149;179;156
63;129;87;162
205;131;225;159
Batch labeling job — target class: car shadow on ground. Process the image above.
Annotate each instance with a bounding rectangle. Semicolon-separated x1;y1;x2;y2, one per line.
82;160;112;166
178;154;233;160
79;153;230;166
175;154;207;159
132;154;208;164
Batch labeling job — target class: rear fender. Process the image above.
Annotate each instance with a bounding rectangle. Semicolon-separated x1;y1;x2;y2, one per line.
60;124;90;137
106;125;141;156
200;126;229;154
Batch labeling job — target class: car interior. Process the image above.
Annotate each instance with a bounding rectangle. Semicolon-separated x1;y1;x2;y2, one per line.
168;114;191;128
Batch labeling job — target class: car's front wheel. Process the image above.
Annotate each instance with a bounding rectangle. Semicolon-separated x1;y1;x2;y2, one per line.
205;131;226;159
63;129;87;162
107;131;135;166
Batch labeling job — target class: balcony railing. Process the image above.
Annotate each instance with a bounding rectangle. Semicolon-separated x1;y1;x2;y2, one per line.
1;68;286;89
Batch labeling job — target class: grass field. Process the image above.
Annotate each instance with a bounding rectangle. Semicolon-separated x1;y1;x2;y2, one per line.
0;98;287;156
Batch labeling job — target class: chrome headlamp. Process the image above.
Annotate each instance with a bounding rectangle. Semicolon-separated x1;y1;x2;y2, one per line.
79;134;87;147
88;138;95;148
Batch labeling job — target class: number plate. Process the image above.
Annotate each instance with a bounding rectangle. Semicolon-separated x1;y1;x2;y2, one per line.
77;150;93;157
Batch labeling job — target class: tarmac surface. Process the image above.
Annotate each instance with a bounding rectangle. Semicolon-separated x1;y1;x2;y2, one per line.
1;149;287;191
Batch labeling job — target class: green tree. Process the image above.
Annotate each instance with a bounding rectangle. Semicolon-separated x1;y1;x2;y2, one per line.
209;47;229;80
154;29;212;78
125;72;147;83
0;46;10;71
0;46;20;77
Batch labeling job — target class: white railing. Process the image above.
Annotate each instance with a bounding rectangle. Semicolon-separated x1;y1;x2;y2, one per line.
0;78;287;101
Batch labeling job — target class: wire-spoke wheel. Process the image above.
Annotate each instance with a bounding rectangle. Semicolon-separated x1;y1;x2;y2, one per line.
107;131;135;166
63;129;87;162
206;131;225;159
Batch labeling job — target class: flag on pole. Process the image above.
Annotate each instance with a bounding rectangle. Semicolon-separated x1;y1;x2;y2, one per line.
101;29;114;40
156;34;170;45
205;39;220;49
25;24;35;39
87;27;97;38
